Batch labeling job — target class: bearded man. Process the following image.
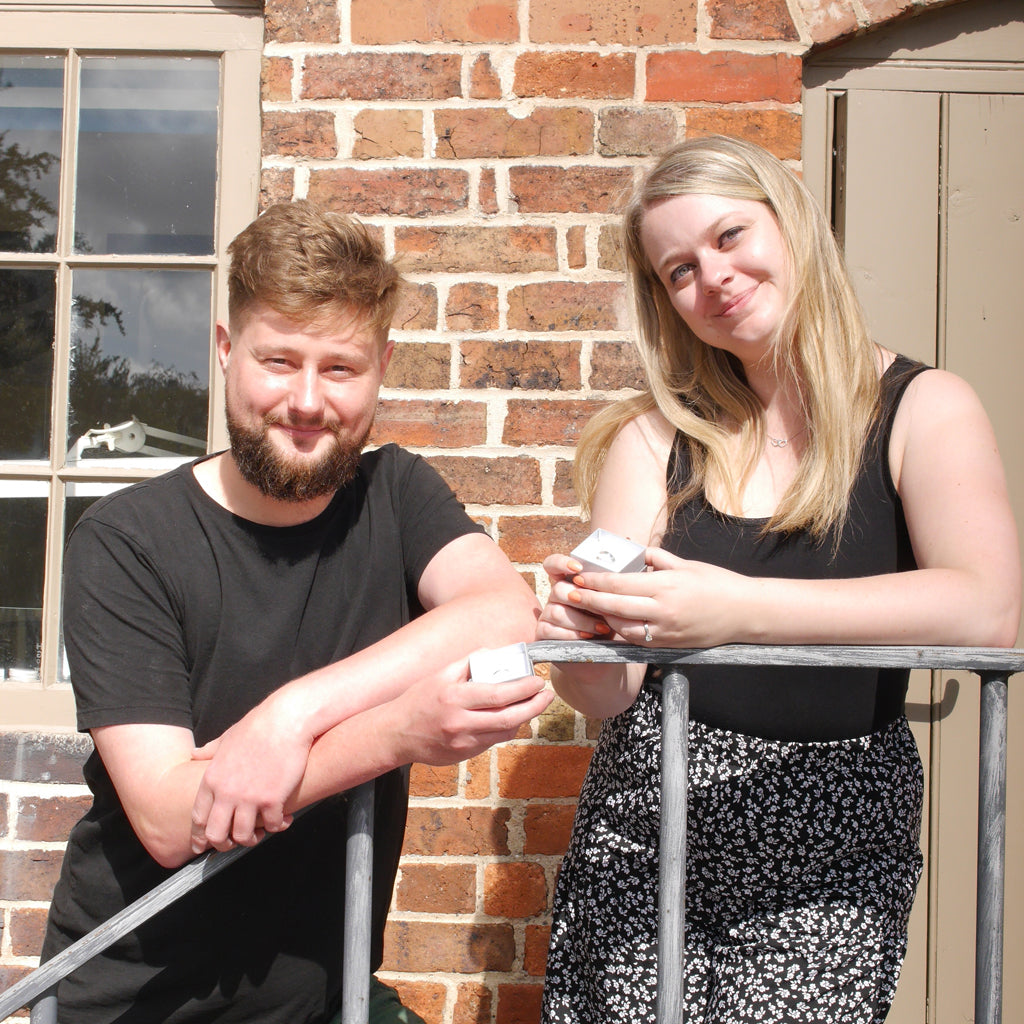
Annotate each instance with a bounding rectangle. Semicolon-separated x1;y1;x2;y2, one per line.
41;202;548;1024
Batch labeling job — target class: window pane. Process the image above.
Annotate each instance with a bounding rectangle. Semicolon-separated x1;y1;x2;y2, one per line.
0;267;55;460
68;268;210;461
0;55;63;254
75;56;219;256
0;483;47;681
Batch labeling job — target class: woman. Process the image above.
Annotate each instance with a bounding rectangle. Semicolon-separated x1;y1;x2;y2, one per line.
537;136;1020;1024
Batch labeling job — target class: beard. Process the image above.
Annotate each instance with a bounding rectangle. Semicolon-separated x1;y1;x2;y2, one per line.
227;411;370;503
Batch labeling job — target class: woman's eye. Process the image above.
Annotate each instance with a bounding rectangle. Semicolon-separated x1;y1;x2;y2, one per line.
669;264;694;284
719;226;743;246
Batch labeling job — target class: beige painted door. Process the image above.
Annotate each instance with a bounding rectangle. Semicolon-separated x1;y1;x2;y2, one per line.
803;2;1024;1022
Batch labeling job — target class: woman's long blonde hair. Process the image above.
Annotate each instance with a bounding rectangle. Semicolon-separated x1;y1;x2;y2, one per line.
576;135;880;541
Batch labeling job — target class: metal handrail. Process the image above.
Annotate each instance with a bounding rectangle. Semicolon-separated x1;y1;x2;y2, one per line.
1;643;1021;1024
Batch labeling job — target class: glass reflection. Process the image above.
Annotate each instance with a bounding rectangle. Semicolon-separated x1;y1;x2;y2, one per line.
75;56;218;256
0;55;64;253
0;485;46;681
68;269;210;460
0;267;55;460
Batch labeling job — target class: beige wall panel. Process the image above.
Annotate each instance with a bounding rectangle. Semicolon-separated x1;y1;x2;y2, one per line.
841;90;941;365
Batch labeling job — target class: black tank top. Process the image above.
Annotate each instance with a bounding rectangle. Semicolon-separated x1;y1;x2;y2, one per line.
647;354;929;741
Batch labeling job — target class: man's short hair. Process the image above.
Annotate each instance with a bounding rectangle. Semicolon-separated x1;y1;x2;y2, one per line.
227;201;403;340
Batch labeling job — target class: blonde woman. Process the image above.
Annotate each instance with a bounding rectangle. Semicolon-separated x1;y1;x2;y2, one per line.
537;136;1020;1024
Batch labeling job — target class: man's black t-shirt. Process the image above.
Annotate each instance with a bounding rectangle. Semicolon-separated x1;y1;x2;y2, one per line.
42;444;484;1024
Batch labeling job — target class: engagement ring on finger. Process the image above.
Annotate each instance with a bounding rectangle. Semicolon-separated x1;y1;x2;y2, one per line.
643;622;652;643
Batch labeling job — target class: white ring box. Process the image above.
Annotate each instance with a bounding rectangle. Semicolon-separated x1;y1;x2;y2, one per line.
570;528;646;574
468;642;534;684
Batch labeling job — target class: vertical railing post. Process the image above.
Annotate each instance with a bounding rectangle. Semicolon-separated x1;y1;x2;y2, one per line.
657;667;689;1024
342;780;375;1024
976;672;1008;1024
29;987;57;1023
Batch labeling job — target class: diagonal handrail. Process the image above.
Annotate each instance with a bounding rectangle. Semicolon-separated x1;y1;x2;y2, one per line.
1;644;1021;1024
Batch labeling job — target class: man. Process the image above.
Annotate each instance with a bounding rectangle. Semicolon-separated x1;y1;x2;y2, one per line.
42;201;549;1023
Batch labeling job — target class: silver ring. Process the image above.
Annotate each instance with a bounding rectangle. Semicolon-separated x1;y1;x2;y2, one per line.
643;622;652;643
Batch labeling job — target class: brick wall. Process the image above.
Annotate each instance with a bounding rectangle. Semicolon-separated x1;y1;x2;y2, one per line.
0;0;959;1021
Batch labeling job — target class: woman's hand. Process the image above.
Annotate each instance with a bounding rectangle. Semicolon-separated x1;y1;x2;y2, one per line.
536;553;614;641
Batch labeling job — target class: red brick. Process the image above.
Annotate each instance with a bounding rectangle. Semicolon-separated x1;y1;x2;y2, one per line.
507;282;627;332
409;762;458;798
265;0;339;44
447;282;499;332
463;752;491;799
0;792;8;837
598;105;678;157
353;0;518;44
394;283;439;331
483;861;548;917
598;223;625;272
262;56;293;102
538;695;577;741
0;734;90;784
397;862;476;914
308;168;470;217
371;399;487;448
303;53;461;101
709;0;799;40
590;340;645;390
861;0;917;25
497;513;590;564
426;455;542;506
685;107;802;162
15;794;91;842
523;803;578;855
0;849;64;901
509;165;633;214
529;0;697;45
524;923;552;976
10;905;48;957
496;982;544;1024
384;341;450;390
260;167;295;208
796;0;860;44
478;167;499;215
396;226;557;274
384;920;515;972
566;225;586;269
454;981;493;1024
513;52;635;98
436;108;594;159
0;965;31;1006
386;979;447;1022
552;459;577;507
502;397;611;446
352;109;424;159
403;806;511;856
498;745;593;798
470;54;503;99
646;51;802;104
460;340;581;391
262;109;336;159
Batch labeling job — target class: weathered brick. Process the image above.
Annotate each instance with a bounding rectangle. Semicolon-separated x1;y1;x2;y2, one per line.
436;108;594;160
393;283;439;331
384;920;515;973
524;923;552;976
529;0;697;45
371;399;487;448
307;168;470;217
597;223;625;272
470;53;503;99
385;341;450;390
503;397;610;446
460;340;581;391
552;459;578;507
709;0;799;40
403;806;511;856
260;167;295;208
352;0;518;44
537;694;576;741
446;282;499;332
396;226;557;274
566;225;587;269
463;752;491;799
0;849;65;901
453;981;493;1024
352;109;424;159
523;803;577;855
426;455;542;506
396;862;476;913
409;762;458;798
15;794;91;842
796;0;860;44
509;165;633;214
0;733;90;784
590;340;645;390
498;745;593;798
506;282;627;332
646;51;802;104
264;0;339;44
598;105;678;157
262;55;293;102
483;861;547;917
0;965;31;1003
262;109;336;159
478;167;500;215
513;52;635;99
860;0;916;25
303;53;461;101
497;514;590;564
0;791;8;836
685;107;802;162
386;979;447;1023
495;981;544;1024
10;905;48;957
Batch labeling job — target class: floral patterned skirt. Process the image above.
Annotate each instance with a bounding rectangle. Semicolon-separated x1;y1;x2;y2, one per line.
541;686;924;1024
